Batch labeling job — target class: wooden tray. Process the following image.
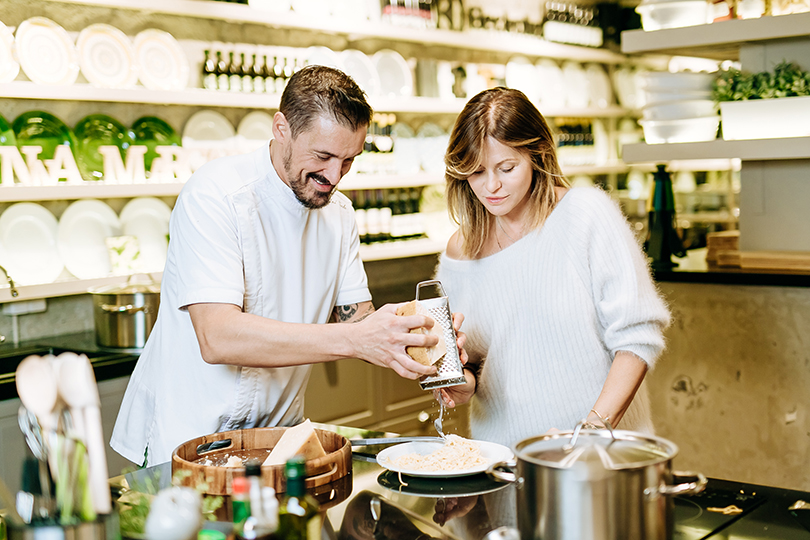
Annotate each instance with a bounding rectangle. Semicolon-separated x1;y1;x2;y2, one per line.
171;427;351;495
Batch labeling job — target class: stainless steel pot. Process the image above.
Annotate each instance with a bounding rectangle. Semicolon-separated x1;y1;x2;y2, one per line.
487;422;706;540
88;278;160;352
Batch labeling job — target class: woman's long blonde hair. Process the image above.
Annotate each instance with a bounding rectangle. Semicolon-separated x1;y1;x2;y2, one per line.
445;87;568;258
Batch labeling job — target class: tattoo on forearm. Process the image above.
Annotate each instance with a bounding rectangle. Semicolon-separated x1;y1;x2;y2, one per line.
333;303;374;323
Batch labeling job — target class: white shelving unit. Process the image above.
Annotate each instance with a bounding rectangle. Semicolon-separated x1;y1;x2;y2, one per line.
622;138;810;164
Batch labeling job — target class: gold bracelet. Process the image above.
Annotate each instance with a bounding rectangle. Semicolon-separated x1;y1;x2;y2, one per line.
590;408;610;424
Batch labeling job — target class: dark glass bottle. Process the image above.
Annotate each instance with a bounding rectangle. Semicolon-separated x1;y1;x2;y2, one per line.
277;456;321;540
216;50;229;91
272;56;285;94
202;49;217;90
241;52;253;93
261;55;273;93
252;53;265;94
645;165;686;270
228;51;242;92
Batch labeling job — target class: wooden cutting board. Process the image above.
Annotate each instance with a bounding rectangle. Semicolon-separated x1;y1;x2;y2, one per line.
715;250;810;270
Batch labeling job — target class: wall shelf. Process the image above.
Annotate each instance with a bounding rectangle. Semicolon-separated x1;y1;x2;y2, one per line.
0;183;186;202
46;0;628;64
622;137;810;163
621;12;810;60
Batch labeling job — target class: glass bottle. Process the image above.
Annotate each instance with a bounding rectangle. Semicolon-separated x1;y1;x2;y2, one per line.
241;52;253;93
354;190;368;244
277;456;321;540
232;476;251;528
228;51;242;92
252;53;265;94
202;49;217;90
644;165;686;270
273;56;286;94
216;50;229;91
261;55;273;93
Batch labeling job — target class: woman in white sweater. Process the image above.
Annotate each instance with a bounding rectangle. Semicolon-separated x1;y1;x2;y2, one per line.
435;87;671;448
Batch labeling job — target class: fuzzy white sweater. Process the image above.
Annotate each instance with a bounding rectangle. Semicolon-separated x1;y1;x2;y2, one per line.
436;187;671;447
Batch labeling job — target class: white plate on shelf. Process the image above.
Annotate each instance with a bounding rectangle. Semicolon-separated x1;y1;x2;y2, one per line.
237;110;274;141
15;17;79;86
77;23;138;88
57;199;121;279
561;61;589;109
133;28;189;91
505;55;539;103
183;110;235;143
376;439;514;478
0;21;19;83
535;59;566;108
584;63;614;109
0;203;63;285
373;49;413;98
340;49;380;97
304;46;343;70
119;197;172;272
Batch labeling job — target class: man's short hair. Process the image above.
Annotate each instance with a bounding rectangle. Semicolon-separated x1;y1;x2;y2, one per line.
279;64;373;139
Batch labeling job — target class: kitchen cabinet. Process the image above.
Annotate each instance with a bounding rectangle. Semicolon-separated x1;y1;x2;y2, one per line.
621;13;810;252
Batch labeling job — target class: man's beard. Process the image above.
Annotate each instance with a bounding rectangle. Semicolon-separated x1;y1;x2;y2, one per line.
284;144;334;209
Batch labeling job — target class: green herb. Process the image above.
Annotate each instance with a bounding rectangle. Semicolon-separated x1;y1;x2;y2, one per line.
713;61;810;102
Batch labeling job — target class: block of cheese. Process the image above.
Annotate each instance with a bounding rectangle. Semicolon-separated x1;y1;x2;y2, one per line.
395;300;447;366
262;419;326;467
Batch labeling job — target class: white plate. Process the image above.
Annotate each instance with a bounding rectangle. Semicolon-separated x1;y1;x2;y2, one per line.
237;110;274;141
562;61;589;109
584;63;614;109
377;440;514;478
57;199;121;279
372;49;413;98
505;55;540;103
133;29;189;91
183;110;235;143
77;23;138;89
0;21;19;82
119;197;172;272
0;203;63;285
15;17;79;86
535;59;566;108
304;46;343;70
340;49;380;97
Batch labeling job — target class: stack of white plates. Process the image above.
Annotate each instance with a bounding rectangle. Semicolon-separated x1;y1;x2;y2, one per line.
636;0;710;31
638;71;719;144
0;202;63;285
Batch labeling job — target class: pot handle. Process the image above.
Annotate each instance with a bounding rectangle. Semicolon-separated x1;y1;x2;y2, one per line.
101;304;151;314
644;470;708;500
486;460;518;484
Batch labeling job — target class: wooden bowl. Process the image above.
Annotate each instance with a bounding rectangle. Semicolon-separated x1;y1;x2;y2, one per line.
171;427;351;495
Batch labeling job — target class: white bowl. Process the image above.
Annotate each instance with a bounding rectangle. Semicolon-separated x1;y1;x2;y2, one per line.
642;89;713;105
636;0;709;31
639;116;720;144
639;71;716;92
642;99;718;120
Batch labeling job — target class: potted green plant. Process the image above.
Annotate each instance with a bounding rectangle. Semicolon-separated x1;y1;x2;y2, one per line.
713;61;810;140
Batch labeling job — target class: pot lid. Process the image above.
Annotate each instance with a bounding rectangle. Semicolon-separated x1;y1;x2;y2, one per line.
516;429;678;471
88;274;160;295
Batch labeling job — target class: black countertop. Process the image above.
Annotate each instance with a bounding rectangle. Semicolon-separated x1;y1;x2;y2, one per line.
653;249;810;287
0;331;138;401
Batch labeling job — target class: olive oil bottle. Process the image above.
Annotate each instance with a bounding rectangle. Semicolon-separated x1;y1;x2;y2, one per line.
277;456;321;540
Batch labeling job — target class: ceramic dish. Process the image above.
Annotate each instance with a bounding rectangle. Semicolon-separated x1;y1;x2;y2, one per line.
15;17;79;85
77;23;138;89
535;59;566;108
133;29;189;91
131;116;180;172
237;110;274;141
0;202;63;285
340;49;380;97
585;63;614;109
74;114;134;181
0;21;20;82
562;61;589;109
13;110;75;160
639;116;720;144
57;199;121;279
305;46;343;70
183;110;235;145
119;197;172;272
505;55;540;103
372;49;413;98
376;440;513;478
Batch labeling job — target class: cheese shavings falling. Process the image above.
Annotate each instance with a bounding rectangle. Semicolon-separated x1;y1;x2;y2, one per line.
386;434;488;472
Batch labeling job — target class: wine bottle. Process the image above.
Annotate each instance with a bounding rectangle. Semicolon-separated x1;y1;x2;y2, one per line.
273;56;286;94
379;189;393;242
252;53;265;94
354;190;368;243
241;52;253;93
202;49;217;90
216;50;229;91
644;165;686;270
277;456;321;540
366;189;382;243
261;55;273;93
228;51;242;92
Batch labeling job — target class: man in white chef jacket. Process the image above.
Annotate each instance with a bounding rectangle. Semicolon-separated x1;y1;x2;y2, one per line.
111;65;445;466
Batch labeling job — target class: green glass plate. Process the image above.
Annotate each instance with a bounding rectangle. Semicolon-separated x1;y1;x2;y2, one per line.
131;116;181;173
74;114;135;181
13;110;76;160
0;114;16;147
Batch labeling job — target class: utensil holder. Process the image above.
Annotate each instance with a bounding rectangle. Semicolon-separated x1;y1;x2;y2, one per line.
414;280;466;390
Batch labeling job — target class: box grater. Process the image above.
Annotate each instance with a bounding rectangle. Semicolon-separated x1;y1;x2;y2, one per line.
414;280;466;390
